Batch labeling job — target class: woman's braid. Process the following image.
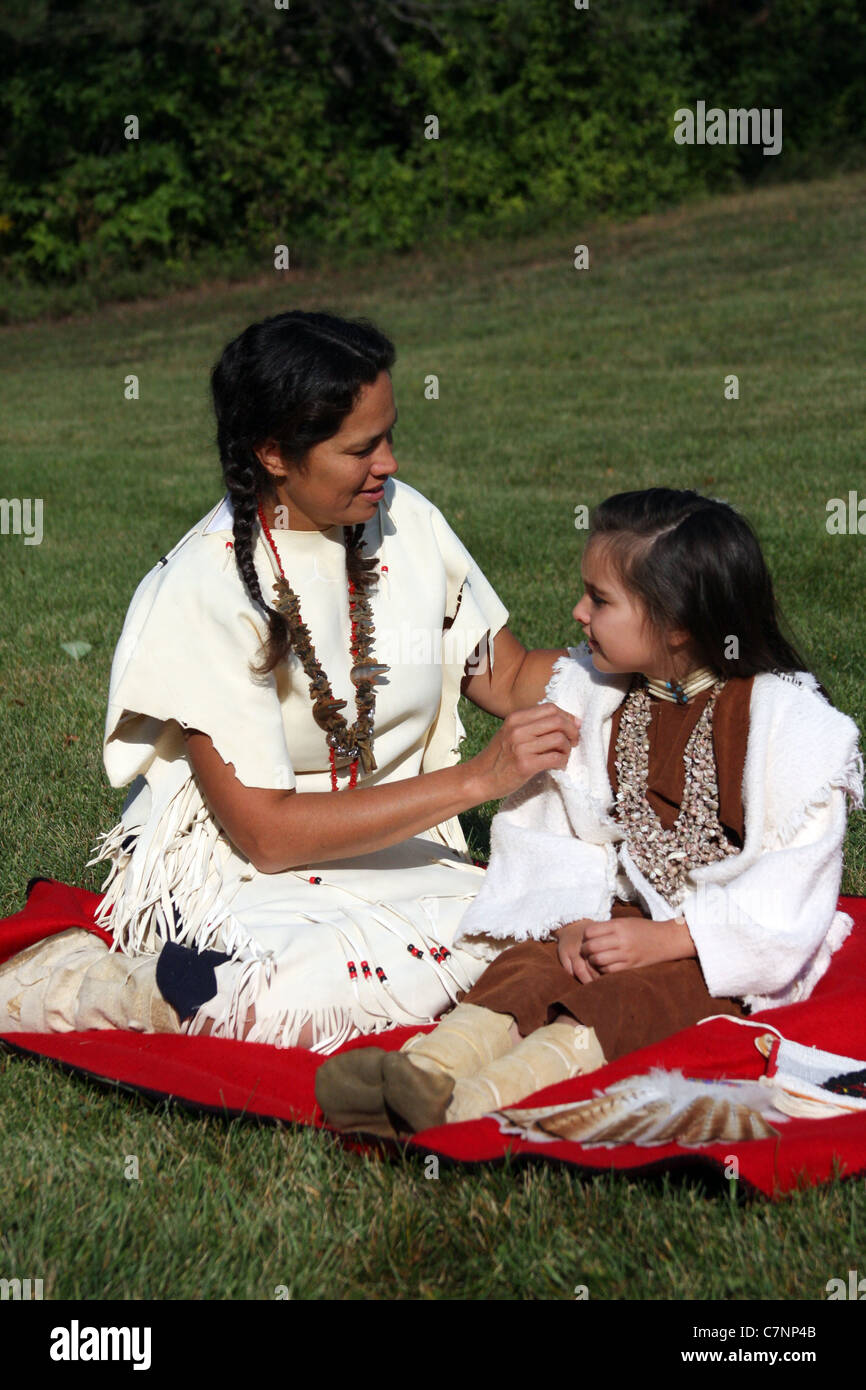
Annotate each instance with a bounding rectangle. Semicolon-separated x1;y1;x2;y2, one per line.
224;441;293;675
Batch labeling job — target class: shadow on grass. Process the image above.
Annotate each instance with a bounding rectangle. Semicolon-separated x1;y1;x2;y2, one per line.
458;808;491;862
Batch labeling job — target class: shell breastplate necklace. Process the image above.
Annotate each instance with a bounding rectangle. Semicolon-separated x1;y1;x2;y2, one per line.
614;674;740;905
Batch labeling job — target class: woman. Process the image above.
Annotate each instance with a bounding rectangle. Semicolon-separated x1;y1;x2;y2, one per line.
0;310;577;1050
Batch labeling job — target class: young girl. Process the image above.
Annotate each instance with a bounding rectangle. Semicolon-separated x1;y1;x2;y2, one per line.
316;487;864;1135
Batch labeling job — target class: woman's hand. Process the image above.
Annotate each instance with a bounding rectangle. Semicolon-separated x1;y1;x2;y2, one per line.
580;918;697;974
556;919;600;983
466;702;580;802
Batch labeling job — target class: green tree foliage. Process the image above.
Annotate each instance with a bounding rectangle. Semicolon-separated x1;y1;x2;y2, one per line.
0;0;863;292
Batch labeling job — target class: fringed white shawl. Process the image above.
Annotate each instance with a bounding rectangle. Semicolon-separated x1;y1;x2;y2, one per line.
456;648;864;1013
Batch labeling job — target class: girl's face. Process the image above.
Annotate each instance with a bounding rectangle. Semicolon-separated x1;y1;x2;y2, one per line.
573;538;692;681
256;371;399;531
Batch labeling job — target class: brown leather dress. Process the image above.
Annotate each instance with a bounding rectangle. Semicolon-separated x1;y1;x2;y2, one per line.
462;677;754;1062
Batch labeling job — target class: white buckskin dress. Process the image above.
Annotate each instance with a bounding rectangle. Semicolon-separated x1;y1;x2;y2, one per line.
76;477;509;1052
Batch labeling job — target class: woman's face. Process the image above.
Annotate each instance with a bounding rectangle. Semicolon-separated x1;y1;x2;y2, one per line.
257;371;399;531
573;538;685;680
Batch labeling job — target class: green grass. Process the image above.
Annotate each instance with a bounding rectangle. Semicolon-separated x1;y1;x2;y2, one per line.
1;1050;865;1302
1;171;865;1300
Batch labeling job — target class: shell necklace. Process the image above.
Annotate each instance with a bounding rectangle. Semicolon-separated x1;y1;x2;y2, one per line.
257;503;388;789
613;678;740;905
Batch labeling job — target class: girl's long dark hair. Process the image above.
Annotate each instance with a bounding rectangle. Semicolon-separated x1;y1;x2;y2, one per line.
588;488;828;697
210;310;395;675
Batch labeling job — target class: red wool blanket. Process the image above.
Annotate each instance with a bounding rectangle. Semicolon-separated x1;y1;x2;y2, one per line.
3;878;866;1198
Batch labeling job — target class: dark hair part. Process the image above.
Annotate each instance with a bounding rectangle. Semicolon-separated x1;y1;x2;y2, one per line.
210;310;395;675
588;488;828;696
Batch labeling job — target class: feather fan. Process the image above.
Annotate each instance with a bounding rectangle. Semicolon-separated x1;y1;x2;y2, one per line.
497;1069;787;1147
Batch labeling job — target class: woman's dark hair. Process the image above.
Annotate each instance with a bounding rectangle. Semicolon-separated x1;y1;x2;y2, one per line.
587;488;827;695
210;310;395;675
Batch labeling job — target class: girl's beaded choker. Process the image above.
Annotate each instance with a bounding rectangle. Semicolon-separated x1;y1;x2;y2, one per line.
643;667;719;705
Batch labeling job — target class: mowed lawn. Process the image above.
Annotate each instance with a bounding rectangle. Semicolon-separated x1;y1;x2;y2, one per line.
1;172;865;1301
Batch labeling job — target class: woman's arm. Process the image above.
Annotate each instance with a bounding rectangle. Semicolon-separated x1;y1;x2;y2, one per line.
461;627;567;718
184;700;580;874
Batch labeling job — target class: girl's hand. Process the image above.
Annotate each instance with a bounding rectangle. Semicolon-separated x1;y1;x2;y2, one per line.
556;919;600;984
467;702;580;802
580;918;697;974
